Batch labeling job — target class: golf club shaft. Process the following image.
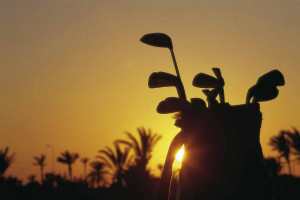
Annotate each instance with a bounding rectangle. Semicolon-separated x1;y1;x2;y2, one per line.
170;49;181;78
170;49;187;100
219;88;225;103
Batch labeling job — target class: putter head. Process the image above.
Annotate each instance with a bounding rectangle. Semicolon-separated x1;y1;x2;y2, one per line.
193;73;218;88
140;33;173;49
257;70;285;86
148;72;179;88
156;97;190;114
246;84;279;103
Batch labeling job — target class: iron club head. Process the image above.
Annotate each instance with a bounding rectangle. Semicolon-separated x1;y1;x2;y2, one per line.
246;70;285;104
156;97;190;114
257;70;285;86
246;84;279;103
148;72;179;88
193;73;218;88
148;72;186;99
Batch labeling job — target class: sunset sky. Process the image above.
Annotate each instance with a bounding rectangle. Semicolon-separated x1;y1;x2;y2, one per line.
1;0;300;182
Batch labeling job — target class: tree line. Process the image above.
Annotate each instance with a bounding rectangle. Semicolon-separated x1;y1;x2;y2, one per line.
1;126;300;200
268;127;300;176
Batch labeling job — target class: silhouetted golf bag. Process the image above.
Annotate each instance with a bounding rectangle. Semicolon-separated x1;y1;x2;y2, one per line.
139;32;284;200
175;103;272;200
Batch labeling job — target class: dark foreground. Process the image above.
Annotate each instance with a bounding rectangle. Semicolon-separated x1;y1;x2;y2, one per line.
1;175;299;200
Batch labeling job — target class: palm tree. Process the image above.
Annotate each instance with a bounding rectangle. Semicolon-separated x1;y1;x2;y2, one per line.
88;161;107;188
81;157;89;180
57;151;79;180
0;147;15;178
269;131;292;175
33;154;46;182
97;142;132;186
286;128;300;159
119;127;162;172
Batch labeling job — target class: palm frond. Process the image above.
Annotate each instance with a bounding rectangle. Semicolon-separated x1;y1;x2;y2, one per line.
125;131;142;156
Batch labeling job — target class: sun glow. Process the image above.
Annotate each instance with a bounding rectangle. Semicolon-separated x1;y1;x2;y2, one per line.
175;145;184;162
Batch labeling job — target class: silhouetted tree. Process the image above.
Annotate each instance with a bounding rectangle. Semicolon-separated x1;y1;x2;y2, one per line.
264;157;281;177
33;154;46;182
119;127;162;172
0;147;15;178
57;151;79;180
88;161;106;188
81;157;89;180
43;173;56;188
27;174;39;187
269;132;292;175
286;128;300;159
115;128;161;200
28;174;37;183
3;175;22;186
97;142;132;186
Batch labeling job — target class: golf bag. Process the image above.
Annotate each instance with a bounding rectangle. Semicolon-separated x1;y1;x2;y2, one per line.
175;103;272;200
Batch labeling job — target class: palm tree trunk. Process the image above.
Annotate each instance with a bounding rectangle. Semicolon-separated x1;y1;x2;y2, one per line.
84;163;86;180
286;159;292;175
40;165;44;183
68;164;72;181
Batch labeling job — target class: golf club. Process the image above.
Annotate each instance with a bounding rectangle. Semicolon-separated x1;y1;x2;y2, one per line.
257;69;285;86
202;89;219;108
157;97;190;114
190;98;207;111
148;72;185;99
246;70;285;104
193;68;225;104
192;73;218;88
141;33;186;100
212;68;225;104
246;84;279;103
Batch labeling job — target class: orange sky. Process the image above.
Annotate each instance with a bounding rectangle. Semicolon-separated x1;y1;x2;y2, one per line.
1;0;300;182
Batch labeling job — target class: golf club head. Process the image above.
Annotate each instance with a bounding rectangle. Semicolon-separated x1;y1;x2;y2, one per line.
212;68;222;79
202;89;211;97
246;84;279;103
157;100;176;114
148;72;179;88
257;70;285;86
202;89;218;99
193;73;218;88
140;33;173;49
190;98;207;110
156;97;190;114
165;97;190;108
203;89;219;107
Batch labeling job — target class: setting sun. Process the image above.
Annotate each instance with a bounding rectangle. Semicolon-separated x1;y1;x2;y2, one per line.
175;145;185;162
